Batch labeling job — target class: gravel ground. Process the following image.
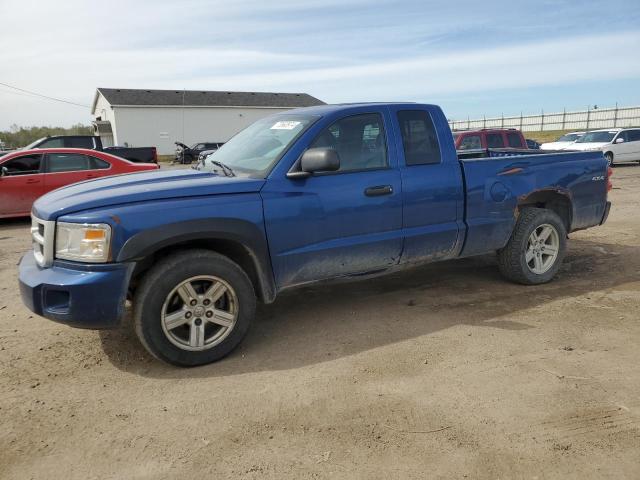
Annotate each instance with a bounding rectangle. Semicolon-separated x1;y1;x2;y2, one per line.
1;166;639;479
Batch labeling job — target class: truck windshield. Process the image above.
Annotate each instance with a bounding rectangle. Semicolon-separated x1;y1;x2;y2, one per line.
202;114;317;177
22;137;47;149
576;131;616;143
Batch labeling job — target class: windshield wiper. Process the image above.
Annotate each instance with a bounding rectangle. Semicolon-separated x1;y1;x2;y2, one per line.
209;160;235;177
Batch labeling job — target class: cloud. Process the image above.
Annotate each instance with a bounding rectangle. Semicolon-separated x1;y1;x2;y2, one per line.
1;0;639;128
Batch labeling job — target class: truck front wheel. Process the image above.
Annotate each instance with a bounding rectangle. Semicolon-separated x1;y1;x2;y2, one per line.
497;208;567;285
133;250;256;367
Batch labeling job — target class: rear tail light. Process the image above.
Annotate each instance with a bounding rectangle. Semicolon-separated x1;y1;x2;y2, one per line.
607;166;613;192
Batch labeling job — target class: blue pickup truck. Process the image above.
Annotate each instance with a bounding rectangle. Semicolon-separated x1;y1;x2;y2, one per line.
19;103;611;366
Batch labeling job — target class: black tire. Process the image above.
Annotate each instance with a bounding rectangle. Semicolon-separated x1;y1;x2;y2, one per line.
604;152;613;166
133;249;256;367
497;208;567;285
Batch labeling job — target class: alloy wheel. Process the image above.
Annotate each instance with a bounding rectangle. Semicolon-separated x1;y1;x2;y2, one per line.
525;224;560;275
161;275;238;351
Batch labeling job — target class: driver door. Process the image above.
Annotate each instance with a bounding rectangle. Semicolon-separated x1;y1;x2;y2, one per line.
261;111;403;289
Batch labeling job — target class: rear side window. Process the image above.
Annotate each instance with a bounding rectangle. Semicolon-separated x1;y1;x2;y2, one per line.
397;110;441;165
486;133;505;148
1;154;42;175
69;137;95;148
89;157;111;169
458;135;481;150
507;132;523;148
47;153;91;172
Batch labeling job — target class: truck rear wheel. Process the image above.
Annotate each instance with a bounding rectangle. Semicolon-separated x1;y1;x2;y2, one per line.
133;250;256;367
497;208;567;285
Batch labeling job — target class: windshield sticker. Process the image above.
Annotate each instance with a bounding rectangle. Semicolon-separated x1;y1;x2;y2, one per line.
271;121;301;130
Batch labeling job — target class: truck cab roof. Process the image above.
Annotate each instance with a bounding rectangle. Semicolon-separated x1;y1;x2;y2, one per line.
284;102;427;116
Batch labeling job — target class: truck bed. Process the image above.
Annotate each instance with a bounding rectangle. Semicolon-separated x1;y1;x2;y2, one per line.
458;150;609;257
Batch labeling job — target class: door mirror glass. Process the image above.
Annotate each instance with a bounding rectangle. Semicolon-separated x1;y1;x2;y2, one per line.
301;148;340;173
615;137;625;144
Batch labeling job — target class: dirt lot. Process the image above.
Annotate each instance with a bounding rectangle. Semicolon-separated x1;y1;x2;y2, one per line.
1;167;639;479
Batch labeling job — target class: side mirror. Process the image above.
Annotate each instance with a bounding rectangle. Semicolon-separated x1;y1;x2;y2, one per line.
287;148;340;178
0;166;7;177
615;137;624;144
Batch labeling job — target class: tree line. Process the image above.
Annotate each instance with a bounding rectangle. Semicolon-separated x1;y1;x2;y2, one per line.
0;124;93;149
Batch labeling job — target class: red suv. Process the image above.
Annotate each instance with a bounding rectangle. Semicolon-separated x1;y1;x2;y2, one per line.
453;128;528;150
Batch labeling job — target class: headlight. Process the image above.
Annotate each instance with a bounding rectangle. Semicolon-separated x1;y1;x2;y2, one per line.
55;222;112;263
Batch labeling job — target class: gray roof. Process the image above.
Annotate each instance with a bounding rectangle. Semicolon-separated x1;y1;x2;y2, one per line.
95;88;325;109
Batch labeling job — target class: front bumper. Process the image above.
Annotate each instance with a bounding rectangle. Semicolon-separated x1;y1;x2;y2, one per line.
19;251;134;329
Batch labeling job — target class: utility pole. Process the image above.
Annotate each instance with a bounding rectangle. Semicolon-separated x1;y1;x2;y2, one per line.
182;88;186;142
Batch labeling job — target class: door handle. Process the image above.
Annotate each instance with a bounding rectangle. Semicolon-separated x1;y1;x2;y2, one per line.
26;179;40;184
364;185;393;197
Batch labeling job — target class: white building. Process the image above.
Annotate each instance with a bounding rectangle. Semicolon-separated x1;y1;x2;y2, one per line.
91;88;324;155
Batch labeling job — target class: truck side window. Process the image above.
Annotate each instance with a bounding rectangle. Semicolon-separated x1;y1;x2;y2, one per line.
507;132;523;148
69;137;95;149
397;110;441;165
47;153;91;173
1;154;42;175
459;135;481;150
310;113;387;172
38;138;64;148
486;133;505;148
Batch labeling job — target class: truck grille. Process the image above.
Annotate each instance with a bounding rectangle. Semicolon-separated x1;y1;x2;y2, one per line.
31;215;55;268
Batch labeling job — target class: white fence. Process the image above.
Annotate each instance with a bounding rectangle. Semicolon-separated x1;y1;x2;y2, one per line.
449;105;640;132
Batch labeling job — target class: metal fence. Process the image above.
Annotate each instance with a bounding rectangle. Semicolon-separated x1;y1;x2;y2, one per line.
449;105;640;132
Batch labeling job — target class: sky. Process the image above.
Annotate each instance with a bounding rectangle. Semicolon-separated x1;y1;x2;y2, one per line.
1;0;640;129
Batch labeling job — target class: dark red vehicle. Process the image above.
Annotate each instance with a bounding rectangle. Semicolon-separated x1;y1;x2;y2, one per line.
453;128;528;150
0;148;159;219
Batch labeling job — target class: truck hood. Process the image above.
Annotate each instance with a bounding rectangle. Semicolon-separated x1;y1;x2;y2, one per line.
33;169;266;221
563;142;609;151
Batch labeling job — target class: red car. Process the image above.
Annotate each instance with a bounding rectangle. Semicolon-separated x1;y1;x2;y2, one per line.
0;148;159;218
453;128;528;150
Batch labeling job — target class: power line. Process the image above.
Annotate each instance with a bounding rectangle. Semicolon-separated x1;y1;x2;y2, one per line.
0;85;40;99
0;81;90;108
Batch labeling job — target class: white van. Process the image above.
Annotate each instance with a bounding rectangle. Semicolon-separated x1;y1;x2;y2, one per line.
567;128;640;165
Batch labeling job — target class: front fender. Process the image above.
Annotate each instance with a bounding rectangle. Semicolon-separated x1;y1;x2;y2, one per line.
59;194;276;303
117;218;276;303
